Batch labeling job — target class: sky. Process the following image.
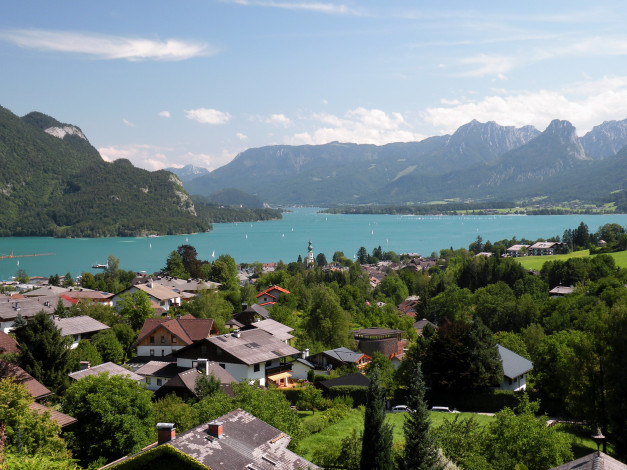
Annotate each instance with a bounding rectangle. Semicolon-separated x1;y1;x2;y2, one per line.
4;1;627;172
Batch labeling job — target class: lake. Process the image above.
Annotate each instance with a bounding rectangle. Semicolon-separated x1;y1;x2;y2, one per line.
2;207;627;281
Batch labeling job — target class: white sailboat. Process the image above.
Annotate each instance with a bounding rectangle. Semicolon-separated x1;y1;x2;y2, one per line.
212;250;215;258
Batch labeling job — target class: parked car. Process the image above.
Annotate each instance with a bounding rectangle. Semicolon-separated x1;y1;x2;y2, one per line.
392;405;413;412
430;406;459;413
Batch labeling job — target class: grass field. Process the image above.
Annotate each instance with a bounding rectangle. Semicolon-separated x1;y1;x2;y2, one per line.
516;249;627;271
295;409;493;460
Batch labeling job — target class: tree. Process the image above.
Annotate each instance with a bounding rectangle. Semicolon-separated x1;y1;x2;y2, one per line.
91;330;125;364
296;384;326;415
12;312;27;329
15;268;29;284
422;320;503;392
63;272;74;287
104;254;120;275
195;372;222;401
13;312;74;394
164;250;189;279
209;254;239;290
72;339;102;367
360;367;394;470
377;273;409;305
153;393;195;434
357;246;368;264
399;365;442;470
62;374;155;465
112;323;138;362
177;244;204;279
53;297;67;318
605;306;627;459
305;285;352;348
116;290;153;330
316;252;327;267
48;273;60;286
366;352;396;396
0;378;69;457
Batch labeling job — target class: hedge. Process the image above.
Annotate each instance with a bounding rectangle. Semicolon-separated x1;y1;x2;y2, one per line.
423;389;521;413
325;386;369;407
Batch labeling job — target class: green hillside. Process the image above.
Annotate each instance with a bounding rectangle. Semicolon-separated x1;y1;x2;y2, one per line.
516;250;627;270
0;106;209;237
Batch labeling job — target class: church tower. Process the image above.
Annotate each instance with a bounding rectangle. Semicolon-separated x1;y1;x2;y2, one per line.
306;240;315;268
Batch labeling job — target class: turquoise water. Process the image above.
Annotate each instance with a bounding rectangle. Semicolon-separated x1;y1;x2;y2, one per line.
2;207;627;281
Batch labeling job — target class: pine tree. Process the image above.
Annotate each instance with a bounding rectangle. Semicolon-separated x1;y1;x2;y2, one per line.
360;367;394;470
399;365;442;470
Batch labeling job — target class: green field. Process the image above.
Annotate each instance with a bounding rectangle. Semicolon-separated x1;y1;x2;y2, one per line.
516;249;627;271
295;409;493;460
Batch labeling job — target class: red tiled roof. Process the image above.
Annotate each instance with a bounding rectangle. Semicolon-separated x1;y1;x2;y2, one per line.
256;285;290;298
0;332;20;354
60;294;80;305
0;361;52;400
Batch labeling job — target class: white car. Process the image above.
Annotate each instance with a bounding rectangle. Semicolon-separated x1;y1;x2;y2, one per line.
430;406;460;413
391;405;413;412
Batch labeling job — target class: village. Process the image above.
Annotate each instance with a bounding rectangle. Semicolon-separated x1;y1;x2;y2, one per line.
1;232;627;469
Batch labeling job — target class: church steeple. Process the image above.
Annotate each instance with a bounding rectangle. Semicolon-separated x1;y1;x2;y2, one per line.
306;240;315;268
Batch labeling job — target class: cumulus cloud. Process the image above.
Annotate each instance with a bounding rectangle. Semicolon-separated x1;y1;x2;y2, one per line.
158;111;171;118
184;108;232;124
0;29;213;61
98;144;234;172
423;76;627;135
287;107;424;145
266;113;293;127
122;118;134;127
236;132;248;140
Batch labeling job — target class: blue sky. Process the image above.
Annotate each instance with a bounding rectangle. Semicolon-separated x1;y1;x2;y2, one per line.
3;1;627;171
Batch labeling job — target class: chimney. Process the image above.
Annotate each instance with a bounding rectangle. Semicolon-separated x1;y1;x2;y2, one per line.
302;348;310;359
80;361;91;370
157;423;176;445
241;303;248;311
232;330;241;338
149;281;154;288
207;421;223;439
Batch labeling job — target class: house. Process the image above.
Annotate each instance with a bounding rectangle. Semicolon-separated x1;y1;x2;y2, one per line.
53;315;110;348
245;318;294;344
102;409;320;469
0;331;20;354
133;360;180;391
414;318;437;336
398;296;420;317
61;289;114;306
137;275;221;295
550;451;627;469
155;360;237;399
291;357;315;381
527;242;566;256
173;328;300;387
309;347;371;371
256;285;290;306
0;295;60;333
135;315;218;358
113;280;181;312
497;344;533;392
68;362;143;382
506;244;530;257
352;328;406;359
230;303;270;326
549;285;575;297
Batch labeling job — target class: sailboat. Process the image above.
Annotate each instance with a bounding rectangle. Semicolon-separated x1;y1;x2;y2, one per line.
212;250;215;258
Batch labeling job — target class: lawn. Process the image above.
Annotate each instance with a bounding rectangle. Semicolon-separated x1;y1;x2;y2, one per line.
295;409;493;460
516;249;627;271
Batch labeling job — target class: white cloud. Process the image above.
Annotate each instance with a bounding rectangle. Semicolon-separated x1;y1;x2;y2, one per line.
122;118;134;127
458;54;515;78
236;133;248;141
423;76;627;135
158;111;171;118
224;0;364;16
266;113;293;127
184;108;232;124
287;107;424;145
97;144;232;172
0;29;212;61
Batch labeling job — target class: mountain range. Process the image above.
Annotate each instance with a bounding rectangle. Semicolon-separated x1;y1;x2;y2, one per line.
184;118;627;206
0;106;209;237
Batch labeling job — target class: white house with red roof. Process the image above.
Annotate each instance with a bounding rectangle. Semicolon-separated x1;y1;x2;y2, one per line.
256;285;290;306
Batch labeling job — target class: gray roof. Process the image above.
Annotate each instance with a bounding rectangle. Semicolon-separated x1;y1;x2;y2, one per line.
497;344;533;379
134;361;180;378
295;358;315;368
68;362;143;381
250;319;294;342
322;347;367;364
551;452;627;470
0;295;58;321
54;315;110;336
208;329;300;365
168;408;320;470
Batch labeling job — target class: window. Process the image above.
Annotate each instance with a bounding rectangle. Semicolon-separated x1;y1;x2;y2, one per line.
161;336;165;343
150;336;155;344
219;363;226;369
266;361;272;367
254;364;260;373
146;377;151;384
157;379;162;386
172;336;177;343
150;349;155;356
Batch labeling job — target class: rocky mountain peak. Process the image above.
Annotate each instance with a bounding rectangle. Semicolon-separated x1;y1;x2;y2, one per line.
543;119;587;160
581;118;627;160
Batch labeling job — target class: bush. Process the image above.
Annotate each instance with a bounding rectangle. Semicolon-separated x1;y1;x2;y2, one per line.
325;385;369;407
